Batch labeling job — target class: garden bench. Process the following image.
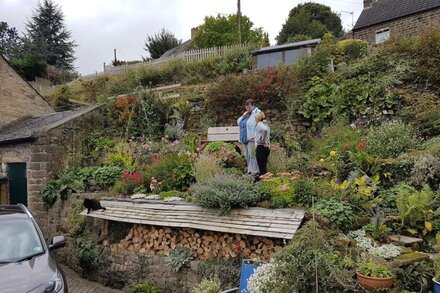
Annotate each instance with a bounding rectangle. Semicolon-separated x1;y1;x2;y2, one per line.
199;126;242;152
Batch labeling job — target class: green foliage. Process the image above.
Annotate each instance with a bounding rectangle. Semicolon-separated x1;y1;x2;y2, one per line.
337;39;369;62
124;283;156;293
9;52;47;81
196;258;241;290
76;238;100;273
105;145;136;171
0;21;21;59
159;190;185;200
203;142;244;169
423;136;440;154
165;247;193;272
314;198;354;231
194;154;223;184
435;257;440;281
276;3;343;44
143;153;195;192
401;93;440;138
293;179;319;207
261;177;295;207
67;202;88;236
194;13;264;48
417;29;440;84
144;28;181;59
272;221;359;292
204;142;235;153
191;174;268;214
397;185;434;226
24;0;76;70
365;121;417;158
378;182;416;210
193;278;222;293
411;154;440;190
357;261;393;278
267;147;289;174
394;261;434;292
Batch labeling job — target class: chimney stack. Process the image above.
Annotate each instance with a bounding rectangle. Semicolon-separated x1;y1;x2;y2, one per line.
191;27;199;39
363;0;376;8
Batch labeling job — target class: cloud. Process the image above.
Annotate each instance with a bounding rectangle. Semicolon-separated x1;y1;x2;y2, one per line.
0;0;363;75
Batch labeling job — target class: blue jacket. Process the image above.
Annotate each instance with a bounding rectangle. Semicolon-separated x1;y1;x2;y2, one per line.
237;107;261;144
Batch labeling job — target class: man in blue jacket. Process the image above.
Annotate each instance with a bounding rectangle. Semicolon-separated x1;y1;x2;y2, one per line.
237;99;261;177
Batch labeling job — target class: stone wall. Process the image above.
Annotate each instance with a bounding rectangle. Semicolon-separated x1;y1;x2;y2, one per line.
0;108;103;237
353;9;440;45
0;56;54;127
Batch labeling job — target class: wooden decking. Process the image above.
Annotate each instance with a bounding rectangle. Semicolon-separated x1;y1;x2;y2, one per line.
81;199;305;239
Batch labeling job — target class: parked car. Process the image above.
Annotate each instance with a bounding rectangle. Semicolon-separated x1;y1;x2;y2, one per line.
0;204;68;293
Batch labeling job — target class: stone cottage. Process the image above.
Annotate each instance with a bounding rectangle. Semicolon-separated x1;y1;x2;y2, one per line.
353;0;440;45
0;55;101;236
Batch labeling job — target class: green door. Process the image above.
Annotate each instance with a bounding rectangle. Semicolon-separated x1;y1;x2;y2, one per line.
8;163;28;206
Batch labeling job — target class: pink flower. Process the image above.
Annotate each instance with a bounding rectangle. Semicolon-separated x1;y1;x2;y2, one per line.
173;140;180;145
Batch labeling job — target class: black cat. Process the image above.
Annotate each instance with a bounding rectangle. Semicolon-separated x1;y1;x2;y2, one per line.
83;198;106;214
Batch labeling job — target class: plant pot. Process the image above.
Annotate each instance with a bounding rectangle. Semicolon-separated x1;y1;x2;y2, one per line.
433;278;440;293
356;272;394;291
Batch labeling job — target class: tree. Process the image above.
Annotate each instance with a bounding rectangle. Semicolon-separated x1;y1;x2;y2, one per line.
276;3;343;45
9;53;47;81
0;22;22;59
193;14;264;48
144;28;181;59
25;0;76;70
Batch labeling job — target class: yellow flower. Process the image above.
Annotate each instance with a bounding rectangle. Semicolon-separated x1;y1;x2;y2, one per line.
320;158;325;163
425;221;433;232
330;150;337;157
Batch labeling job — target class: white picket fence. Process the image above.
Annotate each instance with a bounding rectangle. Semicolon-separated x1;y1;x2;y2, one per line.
81;44;253;79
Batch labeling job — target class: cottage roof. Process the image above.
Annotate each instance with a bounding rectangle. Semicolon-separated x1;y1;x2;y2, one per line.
251;39;321;56
159;39;193;59
0;105;100;145
82;199;305;239
353;0;440;31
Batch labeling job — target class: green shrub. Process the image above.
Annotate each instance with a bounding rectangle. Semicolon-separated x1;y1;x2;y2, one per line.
357;261;393;278
76;238;100;273
402;93;440;138
314;199;354;231
67;202;88;236
191;174;268;214
159;190;185;200
416;29;440;84
267;147;289;174
205;142;235;153
196;258;241;290
397;185;434;226
194;154;224;184
293;179;319;207
423;136;440;154
261;177;295;207
165;247;193;272
143;153;195;192
193;278;222;293
204;142;244;169
411;154;440;190
394;261;434;292
378;182;416;210
337;39;368;62
365;121;417;158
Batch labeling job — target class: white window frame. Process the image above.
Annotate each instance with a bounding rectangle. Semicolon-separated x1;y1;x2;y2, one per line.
375;28;390;44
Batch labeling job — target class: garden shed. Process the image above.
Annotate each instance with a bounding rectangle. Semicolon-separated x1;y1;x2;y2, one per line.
251;39;321;69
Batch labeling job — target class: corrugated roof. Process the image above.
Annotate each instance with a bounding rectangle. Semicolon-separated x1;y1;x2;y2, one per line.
251;39;321;56
0;106;100;145
82;199;305;239
354;0;440;31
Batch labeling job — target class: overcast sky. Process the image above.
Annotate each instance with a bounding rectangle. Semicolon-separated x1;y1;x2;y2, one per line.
1;0;363;75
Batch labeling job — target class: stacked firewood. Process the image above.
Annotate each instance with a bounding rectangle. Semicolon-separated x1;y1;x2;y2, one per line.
111;224;283;261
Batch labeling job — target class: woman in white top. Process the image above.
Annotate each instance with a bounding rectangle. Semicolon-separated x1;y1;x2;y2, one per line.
254;112;270;176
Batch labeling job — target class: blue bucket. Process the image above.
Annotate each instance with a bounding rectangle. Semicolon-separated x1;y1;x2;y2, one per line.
434;278;440;293
239;260;259;293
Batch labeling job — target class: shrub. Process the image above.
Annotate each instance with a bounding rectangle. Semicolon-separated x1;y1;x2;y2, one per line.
357;261;393;278
337;39;368;62
267;147;289;174
124;283;156;293
397;185;434;226
194;154;224;184
270;221;359;292
76;238;100;273
165;247;193;272
143;153;195;193
402;93;440;138
416;29;440;84
196;258;241;290
193;278;222;293
394;261;434;292
204;141;235;153
191;174;268;214
314;199;354;231
378;182;416;210
261;177;295;207
248;262;286;293
67;202;88;236
365;121;417;158
411;154;440;190
204;142;244;169
423;136;440;154
159;190;185;200
293;179;319;207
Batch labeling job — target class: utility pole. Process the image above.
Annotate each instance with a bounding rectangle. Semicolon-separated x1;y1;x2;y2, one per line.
237;0;242;45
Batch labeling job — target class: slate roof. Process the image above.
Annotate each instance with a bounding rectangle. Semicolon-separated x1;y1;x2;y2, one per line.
159;39;193;59
251;39;321;56
0;106;99;145
354;0;440;31
82;199;305;239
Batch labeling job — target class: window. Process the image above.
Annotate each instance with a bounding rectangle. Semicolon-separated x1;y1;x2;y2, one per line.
375;28;390;44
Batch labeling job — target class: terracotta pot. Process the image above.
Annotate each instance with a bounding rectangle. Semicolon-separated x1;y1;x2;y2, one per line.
356;272;394;291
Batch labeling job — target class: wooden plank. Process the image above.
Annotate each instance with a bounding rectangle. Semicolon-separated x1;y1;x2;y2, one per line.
207;127;240;134
207;134;239;141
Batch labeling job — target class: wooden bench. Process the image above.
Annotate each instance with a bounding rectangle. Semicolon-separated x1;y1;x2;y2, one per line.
199;126;242;152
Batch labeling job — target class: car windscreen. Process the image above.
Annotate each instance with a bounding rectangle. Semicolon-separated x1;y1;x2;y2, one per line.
0;218;44;263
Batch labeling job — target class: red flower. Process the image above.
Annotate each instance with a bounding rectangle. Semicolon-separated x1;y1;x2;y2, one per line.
357;139;367;150
343;143;350;150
